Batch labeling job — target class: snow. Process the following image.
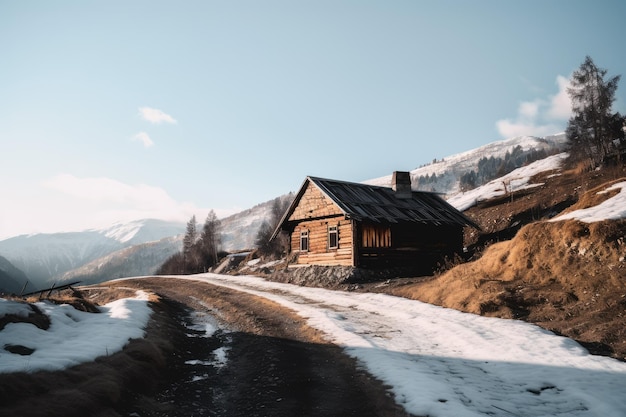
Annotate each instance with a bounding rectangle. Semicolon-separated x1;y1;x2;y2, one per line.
366;133;568;196
447;153;568;211
550;181;626;222
167;273;626;417
98;220;144;243
3;270;626;415
0;291;152;373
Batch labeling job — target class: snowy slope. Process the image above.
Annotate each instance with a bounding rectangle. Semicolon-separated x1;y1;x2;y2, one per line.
447;153;568;211
365;133;568;196
551;181;626;223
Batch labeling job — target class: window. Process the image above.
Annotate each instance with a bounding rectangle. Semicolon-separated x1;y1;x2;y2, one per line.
300;230;309;252
328;225;338;249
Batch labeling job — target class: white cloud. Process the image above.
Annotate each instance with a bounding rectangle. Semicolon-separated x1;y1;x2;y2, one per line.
496;75;572;138
132;132;154;148
495;119;563;140
0;175;238;240
547;75;573;120
138;107;177;124
518;101;540;119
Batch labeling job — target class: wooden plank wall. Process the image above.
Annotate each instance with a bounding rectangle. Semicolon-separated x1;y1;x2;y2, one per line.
361;223;391;248
289;182;343;221
292;218;354;266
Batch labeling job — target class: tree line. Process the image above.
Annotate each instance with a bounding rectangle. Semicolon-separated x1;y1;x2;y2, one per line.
459;146;551;191
156;195;293;275
157;210;223;274
566;56;625;168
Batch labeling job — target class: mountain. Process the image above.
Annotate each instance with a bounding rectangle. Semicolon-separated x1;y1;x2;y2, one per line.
0;219;185;290
0;255;28;295
219;194;293;252
60;236;182;286
365;133;568;196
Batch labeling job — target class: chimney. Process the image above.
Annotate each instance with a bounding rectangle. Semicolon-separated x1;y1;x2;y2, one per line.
391;171;412;199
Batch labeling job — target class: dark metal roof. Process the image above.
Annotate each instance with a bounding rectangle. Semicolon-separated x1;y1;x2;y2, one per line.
271;176;479;240
307;176;479;227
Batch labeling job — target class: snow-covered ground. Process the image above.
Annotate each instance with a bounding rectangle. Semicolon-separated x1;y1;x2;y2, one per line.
447;152;568;211
172;273;626;417
550;181;626;223
3;270;626;415
0;291;152;373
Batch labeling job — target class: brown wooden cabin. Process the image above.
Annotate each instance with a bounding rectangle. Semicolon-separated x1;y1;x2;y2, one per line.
271;171;479;269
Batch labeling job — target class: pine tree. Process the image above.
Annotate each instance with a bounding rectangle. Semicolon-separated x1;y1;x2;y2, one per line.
182;215;197;273
566;56;624;167
199;210;221;269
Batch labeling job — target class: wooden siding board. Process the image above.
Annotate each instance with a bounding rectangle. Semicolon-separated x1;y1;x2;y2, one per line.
291;218;355;266
288;182;344;222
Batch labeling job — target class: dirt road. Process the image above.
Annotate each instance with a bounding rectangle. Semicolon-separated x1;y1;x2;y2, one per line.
112;277;412;417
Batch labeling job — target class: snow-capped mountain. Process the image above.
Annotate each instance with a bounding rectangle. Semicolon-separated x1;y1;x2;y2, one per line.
95;219;186;245
365;133;568;196
0;219;185;291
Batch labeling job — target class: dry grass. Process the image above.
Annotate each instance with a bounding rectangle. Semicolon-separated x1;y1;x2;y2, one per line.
558;177;625;214
391;218;626;359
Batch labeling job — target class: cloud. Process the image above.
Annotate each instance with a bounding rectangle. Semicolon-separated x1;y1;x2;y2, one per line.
138;107;177;124
132;132;154;148
0;175;241;240
496;75;573;138
35;174;206;228
495;119;563;139
547;75;572;120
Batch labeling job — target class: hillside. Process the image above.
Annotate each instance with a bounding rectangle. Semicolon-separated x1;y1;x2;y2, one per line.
59;236;182;285
0;255;28;295
366;133;568;196
219;195;293;252
383;164;626;360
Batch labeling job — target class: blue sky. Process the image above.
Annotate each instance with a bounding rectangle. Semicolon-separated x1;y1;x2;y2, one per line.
1;0;625;238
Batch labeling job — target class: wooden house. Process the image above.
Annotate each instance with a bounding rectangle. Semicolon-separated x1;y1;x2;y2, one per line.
271;172;478;269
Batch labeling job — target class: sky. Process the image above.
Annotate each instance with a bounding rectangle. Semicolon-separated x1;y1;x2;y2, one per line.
1;0;625;239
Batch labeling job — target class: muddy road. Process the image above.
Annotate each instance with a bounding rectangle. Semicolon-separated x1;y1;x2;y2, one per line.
112;277;412;417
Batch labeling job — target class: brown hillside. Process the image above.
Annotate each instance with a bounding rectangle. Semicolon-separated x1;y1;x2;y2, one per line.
390;168;626;360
